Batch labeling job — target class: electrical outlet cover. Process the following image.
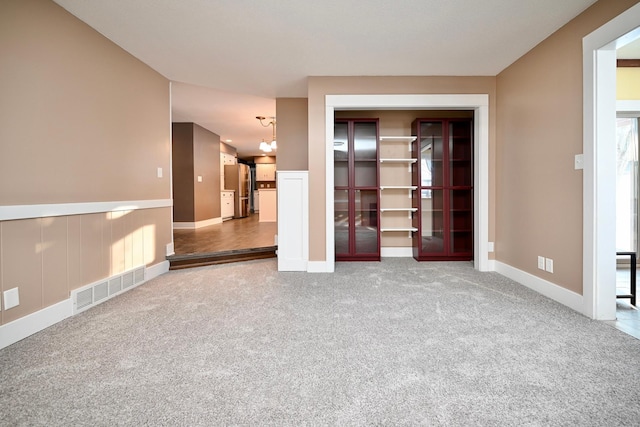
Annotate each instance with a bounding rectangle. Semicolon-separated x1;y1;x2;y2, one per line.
537;256;545;270
4;287;20;310
545;258;554;273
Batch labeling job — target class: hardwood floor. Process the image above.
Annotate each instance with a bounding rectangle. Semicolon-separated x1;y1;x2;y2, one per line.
173;213;277;255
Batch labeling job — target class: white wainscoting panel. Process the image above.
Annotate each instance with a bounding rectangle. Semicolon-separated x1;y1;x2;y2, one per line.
0;260;169;350
277;171;309;271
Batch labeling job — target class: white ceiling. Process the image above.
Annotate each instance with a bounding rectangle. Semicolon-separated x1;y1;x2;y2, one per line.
53;0;634;159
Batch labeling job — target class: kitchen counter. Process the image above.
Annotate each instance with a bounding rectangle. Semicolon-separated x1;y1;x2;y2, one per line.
258;189;276;222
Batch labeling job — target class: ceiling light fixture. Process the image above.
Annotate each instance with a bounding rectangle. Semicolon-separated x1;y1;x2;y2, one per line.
259;139;272;152
256;116;276;152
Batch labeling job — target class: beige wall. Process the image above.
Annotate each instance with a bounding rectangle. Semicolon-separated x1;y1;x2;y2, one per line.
172;123;222;222
220;141;237;157
172;123;195;222
193;124;221;221
307;76;497;261
276;98;309;170
0;0;170;204
0;0;172;325
254;156;277;164
617;68;640;100
495;0;640;294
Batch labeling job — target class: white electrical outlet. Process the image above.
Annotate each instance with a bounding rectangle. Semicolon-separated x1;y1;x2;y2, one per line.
3;287;20;310
537;256;545;270
545;258;554;273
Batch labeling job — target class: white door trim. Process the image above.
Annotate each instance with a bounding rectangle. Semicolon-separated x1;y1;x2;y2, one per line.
324;94;490;273
582;3;640;320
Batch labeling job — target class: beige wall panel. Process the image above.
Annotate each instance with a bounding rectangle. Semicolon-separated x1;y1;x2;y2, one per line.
276;98;309;170
309;77;496;261
130;209;146;268
81;213;108;285
144;207;173;266
1;219;43;324
193;124;221;222
380;164;413;187
0;0;170;205
41;216;69;307
67;215;82;291
381;233;413;248
109;211;127;276
122;211;134;272
495;0;640;294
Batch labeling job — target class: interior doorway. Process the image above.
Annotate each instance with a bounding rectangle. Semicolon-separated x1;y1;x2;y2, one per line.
323;94;490;274
583;2;640;320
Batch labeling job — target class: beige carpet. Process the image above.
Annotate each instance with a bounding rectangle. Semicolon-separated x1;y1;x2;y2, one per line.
1;258;639;426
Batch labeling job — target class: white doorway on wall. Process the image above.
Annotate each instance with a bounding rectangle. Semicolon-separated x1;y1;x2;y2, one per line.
583;3;640;320
324;94;490;274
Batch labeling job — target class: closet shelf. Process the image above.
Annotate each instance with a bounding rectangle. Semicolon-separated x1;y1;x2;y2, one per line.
380;185;417;190
380;208;418;212
380;158;417;163
379;136;417;142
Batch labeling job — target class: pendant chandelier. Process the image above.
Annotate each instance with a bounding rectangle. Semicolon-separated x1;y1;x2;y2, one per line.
257;116;276;152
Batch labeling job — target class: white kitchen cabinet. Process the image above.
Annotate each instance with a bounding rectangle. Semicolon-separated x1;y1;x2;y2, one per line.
221;190;235;219
221;152;237;165
258;189;277;222
256;163;276;181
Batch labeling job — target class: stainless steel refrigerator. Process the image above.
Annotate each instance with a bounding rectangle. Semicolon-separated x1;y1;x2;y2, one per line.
224;164;250;218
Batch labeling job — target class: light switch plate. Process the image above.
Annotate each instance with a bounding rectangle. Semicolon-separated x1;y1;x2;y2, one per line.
197;175;203;182
574;154;584;170
4;287;20;310
157;167;163;178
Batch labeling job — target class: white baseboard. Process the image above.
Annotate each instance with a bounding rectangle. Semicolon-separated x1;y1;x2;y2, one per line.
166;243;175;257
146;260;169;280
494;261;583;313
0;260;169;350
278;259;308;271
381;247;413;257
173;217;222;229
307;261;334;273
0;300;72;349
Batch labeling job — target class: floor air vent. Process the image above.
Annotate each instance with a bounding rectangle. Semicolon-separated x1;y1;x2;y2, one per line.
94;281;109;302
76;288;94;311
122;271;134;289
71;266;147;315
